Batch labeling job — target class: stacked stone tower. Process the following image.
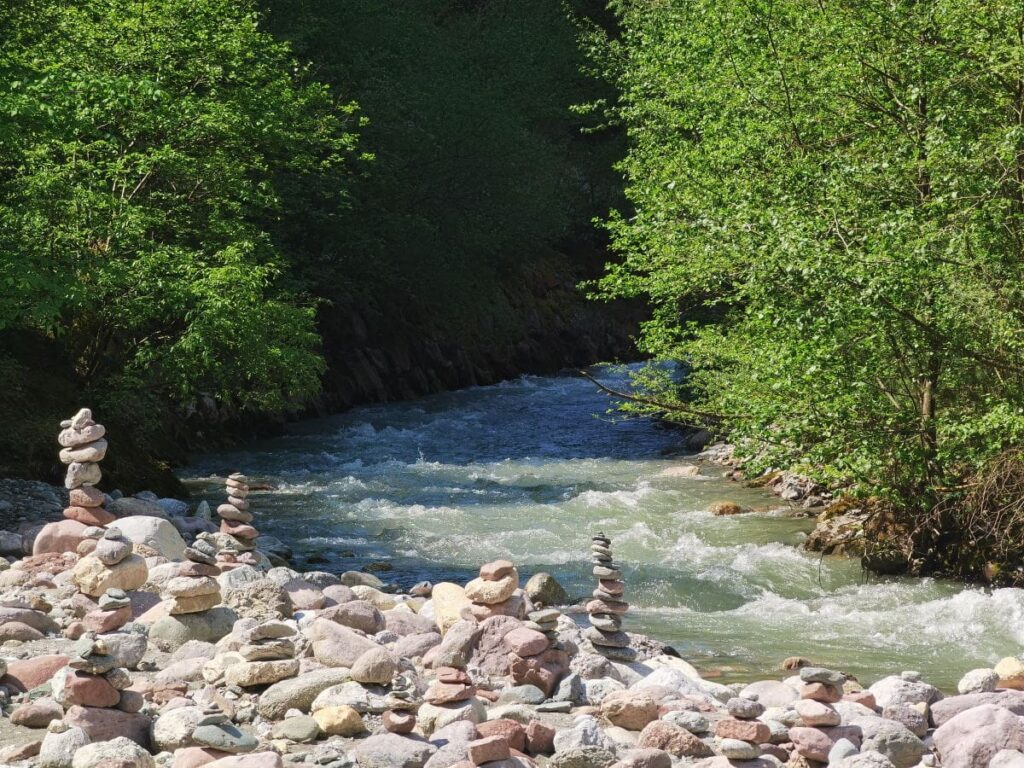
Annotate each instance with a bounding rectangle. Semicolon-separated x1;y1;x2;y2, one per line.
585;532;631;659
162;539;222;616
59;408;114;527
217;473;258;552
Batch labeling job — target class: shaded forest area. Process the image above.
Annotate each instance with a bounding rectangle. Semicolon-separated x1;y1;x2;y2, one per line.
0;0;634;492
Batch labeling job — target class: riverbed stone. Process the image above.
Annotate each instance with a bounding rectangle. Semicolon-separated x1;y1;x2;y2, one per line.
352;733;437;768
959;668;1000;695
257;667;354;719
150;606;237;651
636;721;714;757
71;736;155;768
934;703;1024;768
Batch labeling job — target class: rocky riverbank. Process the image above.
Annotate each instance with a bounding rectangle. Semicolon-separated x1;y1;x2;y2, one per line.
3;466;1024;768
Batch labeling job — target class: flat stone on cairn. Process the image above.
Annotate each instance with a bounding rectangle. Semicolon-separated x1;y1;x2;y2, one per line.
585;532;632;659
217;473;259;554
163;541;223;615
464;559;524;620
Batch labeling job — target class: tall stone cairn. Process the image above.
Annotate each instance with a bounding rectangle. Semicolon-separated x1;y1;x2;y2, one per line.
217;473;258;552
59;408;114;527
584;532;632;659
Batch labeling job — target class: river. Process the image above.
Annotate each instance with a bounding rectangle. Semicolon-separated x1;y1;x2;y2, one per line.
181;365;1024;690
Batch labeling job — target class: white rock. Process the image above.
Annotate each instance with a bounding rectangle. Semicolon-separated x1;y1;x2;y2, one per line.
109;516;186;559
958;668;999;695
71;737;155;768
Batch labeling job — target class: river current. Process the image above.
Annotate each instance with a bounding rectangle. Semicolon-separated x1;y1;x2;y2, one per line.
182;366;1024;689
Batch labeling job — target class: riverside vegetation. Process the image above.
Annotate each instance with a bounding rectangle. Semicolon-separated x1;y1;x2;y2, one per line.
0;0;629;492
585;0;1024;583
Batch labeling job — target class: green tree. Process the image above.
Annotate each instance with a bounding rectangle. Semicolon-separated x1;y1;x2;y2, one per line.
596;0;1024;572
0;0;358;412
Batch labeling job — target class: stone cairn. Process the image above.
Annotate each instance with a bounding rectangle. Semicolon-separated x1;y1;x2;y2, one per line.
463;559;521;621
525;607;561;649
222;620;300;689
162;539;222;616
216;473;259;562
59;408;114;527
713;694;771;760
787;666;862;762
585;531;631;659
52;633;134;714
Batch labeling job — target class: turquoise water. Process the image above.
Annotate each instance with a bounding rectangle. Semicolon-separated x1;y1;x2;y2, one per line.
182;366;1024;689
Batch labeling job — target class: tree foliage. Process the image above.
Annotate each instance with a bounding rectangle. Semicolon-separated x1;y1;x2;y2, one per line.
0;0;357;411
596;0;1024;521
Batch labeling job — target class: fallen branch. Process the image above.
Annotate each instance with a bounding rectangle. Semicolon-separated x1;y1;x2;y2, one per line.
577;369;725;426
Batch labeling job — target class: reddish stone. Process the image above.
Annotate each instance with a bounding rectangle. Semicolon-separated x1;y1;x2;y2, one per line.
599;579;625;595
171;746;231;768
64;505;116;526
11;552;78;575
83;605;132;634
220;521;258;539
479;560;516;581
77;539;98;556
789;725;862;761
425;681;475;704
802;682;843;703
844;690;877;709
637;721;714;758
382;710;416;734
502;627;548;658
477;719;526;752
467;735;510;764
0;741;41;762
128;679;188;704
467;595;527;622
714;718;771;743
0;621;44;642
1;655;69;692
175;561;222;578
10;697;63;728
70;486;105;507
585;598;628;615
62;670;121;707
526;720;556;755
63;705;151;748
32;519;89;556
507;647;569;696
436;667;471;684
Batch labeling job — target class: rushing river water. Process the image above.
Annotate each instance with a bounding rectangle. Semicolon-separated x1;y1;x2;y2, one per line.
182;366;1024;690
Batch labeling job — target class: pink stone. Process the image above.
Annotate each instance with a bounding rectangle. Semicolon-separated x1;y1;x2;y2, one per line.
507;647;569;696
479;560;516;581
794;698;841;726
32;520;89;556
62;670;121;708
0;621;44;642
477;719;527;752
172;747;232;768
802;681;843;703
70;487;105;507
467;735;511;764
83;605;132;634
63;705;151;747
502;627;548;657
1;655;69;692
205;753;284;768
714;718;770;742
789;725;862;761
637;721;714;758
526;720;556;754
64;505;117;526
844;690;877;709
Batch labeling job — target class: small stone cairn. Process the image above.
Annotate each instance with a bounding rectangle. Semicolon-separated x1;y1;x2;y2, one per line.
71;527;147;599
585;531;631;659
788;666;863;762
713;695;770;760
222;619;300;688
216;473;259;557
162;539;222;616
59;408;114;527
52;633;133;714
463;559;522;620
525;607;561;648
